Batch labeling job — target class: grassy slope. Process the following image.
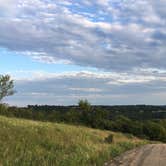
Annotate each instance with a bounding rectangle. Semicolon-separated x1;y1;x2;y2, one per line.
0;116;147;166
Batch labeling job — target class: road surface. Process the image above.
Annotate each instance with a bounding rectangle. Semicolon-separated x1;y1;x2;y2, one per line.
105;144;166;166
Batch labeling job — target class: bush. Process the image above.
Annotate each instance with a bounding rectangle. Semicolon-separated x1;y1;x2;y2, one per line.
143;121;166;142
124;133;134;139
118;142;135;150
105;134;114;143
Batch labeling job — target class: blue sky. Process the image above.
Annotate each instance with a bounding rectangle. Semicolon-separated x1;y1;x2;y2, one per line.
0;0;166;106
0;47;96;74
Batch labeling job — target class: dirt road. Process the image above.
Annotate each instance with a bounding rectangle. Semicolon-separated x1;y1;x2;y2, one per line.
105;144;166;166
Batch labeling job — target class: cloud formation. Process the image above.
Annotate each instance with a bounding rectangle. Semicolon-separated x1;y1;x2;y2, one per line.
0;1;166;105
0;0;165;71
4;70;166;106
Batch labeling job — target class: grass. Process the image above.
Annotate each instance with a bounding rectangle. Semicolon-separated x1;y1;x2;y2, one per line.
0;115;148;166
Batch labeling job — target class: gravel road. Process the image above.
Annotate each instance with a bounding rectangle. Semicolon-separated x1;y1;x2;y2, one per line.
105;144;166;166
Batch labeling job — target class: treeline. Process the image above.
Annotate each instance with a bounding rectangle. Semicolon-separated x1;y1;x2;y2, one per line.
27;104;166;120
0;102;166;142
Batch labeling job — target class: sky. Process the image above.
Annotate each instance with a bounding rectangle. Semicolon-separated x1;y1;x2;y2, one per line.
0;0;166;106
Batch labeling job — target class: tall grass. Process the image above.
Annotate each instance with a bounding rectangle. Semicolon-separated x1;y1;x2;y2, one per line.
0;116;147;166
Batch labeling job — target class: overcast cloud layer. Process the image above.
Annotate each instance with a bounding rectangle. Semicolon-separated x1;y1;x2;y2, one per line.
0;0;166;105
0;0;166;71
5;69;166;106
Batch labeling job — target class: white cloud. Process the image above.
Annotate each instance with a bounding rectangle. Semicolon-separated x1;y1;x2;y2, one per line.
4;69;166;106
0;0;165;72
0;0;166;105
0;0;18;16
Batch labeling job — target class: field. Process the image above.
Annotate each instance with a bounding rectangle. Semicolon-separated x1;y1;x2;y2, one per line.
0;115;147;166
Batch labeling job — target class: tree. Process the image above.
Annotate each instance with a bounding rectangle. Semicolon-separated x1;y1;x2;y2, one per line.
0;75;15;102
78;99;91;111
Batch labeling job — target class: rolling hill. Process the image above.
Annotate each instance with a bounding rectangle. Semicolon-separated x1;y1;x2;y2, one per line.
0;115;147;166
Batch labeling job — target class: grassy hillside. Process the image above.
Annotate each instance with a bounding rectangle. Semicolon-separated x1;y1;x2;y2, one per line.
0;116;147;166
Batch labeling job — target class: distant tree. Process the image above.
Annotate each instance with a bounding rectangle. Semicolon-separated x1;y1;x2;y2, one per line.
78;99;91;111
0;75;15;102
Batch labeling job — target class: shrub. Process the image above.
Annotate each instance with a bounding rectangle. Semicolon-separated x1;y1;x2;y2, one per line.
124;133;134;139
118;142;135;150
105;134;114;143
143;121;166;142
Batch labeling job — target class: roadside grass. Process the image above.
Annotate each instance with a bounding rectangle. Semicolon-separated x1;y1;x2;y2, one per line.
0;115;148;166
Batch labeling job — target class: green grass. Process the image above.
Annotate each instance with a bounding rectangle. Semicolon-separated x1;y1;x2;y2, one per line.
0;116;147;166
